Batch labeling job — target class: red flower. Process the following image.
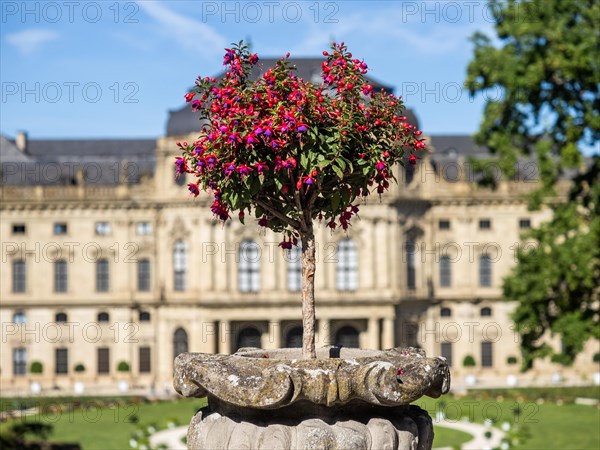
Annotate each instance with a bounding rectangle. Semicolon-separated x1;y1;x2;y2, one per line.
184;92;195;102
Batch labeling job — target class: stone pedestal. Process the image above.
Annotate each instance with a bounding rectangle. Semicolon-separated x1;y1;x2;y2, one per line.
174;347;450;450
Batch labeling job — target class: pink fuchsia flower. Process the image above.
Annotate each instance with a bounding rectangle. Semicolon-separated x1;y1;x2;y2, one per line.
279;238;293;250
409;154;419;165
191;100;201;111
236;164;252;179
258;216;268;227
223;162;236;177
246;135;258;145
254;162;268;174
376;161;386;171
283;158;296;170
297;124;308;133
205;154;218;169
188;182;200;197
210;199;230;221
174;157;188;175
184;92;195;102
223;49;235;65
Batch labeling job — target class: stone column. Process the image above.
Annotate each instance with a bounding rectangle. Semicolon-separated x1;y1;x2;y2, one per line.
383;317;395;349
318;318;332;347
201;320;217;354
219;320;231;354
266;320;281;349
368;317;381;350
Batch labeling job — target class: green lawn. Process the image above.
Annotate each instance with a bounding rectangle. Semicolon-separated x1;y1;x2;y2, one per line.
415;387;600;450
0;397;206;450
1;387;599;450
432;426;473;449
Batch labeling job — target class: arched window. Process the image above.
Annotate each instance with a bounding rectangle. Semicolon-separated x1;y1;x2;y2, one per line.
173;241;187;291
13;311;26;324
480;307;492;317
479;255;492;287
55;312;67;322
336;239;358;291
236;327;262;350
239;240;260;292
97;312;109;322
439;255;451;287
139;311;151;322
287;244;302;292
440;307;452;318
335;325;359;348
173;328;188;358
285;326;303;348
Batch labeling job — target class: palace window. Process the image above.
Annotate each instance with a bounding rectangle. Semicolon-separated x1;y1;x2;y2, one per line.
12;224;26;234
173;328;188;358
12;260;26;293
173;241;187;291
335;326;360;348
519;218;531;229
139;347;151;373
13;348;27;376
55;348;68;375
97;312;110;322
95;222;111;236
479;219;491;230
439;255;452;287
138;259;151;291
481;341;493;367
285;327;303;348
239;240;260;292
96;259;109;292
54;223;68;235
97;348;110;374
441;342;453;367
54;260;68;292
480;307;492;317
480;255;492;287
440;307;452;317
287;245;302;292
55;312;67;322
406;240;416;290
139;311;151;322
236;327;262;350
13;311;26;324
336;239;358;291
136;221;153;236
438;220;451;230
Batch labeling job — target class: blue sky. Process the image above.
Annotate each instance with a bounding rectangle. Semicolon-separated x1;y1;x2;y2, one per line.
2;1;503;139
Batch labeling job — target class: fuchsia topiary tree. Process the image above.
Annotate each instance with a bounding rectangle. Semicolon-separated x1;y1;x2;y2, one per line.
176;41;425;359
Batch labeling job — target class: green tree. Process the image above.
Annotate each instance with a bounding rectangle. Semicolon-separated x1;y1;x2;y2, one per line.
466;0;599;197
466;0;600;369
504;157;599;369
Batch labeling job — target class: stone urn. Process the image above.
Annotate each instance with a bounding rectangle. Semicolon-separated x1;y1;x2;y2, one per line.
174;346;450;449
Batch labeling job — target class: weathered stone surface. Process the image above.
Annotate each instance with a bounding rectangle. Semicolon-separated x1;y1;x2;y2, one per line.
186;404;433;450
176;347;448;450
174;346;450;408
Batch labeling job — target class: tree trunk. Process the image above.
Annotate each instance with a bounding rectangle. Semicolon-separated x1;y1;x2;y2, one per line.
300;226;317;359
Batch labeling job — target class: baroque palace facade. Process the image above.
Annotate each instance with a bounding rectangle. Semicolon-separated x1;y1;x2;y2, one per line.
1;59;597;395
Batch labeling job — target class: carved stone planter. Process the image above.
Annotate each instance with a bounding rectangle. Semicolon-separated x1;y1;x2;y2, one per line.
174;346;450;450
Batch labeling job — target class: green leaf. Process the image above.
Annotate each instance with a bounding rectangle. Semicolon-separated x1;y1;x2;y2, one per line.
332;165;344;179
331;192;340;213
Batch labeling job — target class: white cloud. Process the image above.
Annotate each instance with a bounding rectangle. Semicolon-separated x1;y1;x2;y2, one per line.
5;29;59;55
136;1;226;53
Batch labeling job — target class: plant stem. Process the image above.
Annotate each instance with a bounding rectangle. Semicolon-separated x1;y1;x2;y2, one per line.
300;225;317;359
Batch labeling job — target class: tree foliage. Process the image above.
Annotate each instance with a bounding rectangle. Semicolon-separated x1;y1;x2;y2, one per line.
466;0;599;197
466;0;600;368
504;157;599;369
176;41;423;242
